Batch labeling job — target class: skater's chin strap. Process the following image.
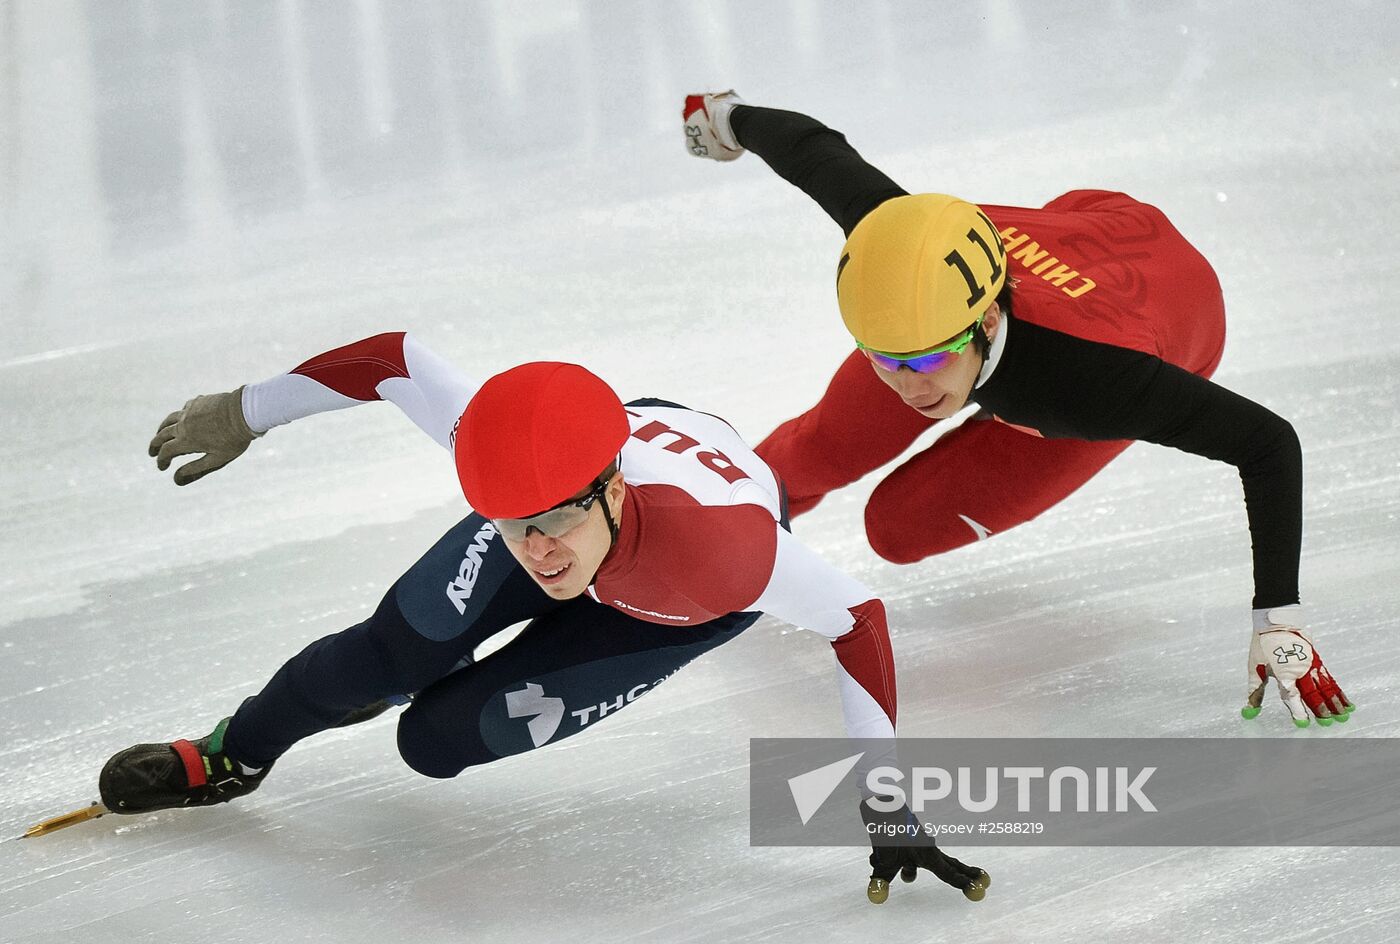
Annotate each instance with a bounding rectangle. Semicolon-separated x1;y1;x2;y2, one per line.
598;458;623;547
601;486;620;546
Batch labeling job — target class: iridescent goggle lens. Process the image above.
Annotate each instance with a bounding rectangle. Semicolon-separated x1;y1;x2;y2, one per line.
858;317;981;374
492;479;608;542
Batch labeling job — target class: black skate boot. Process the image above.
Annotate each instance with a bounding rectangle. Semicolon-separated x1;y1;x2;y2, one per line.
99;717;271;814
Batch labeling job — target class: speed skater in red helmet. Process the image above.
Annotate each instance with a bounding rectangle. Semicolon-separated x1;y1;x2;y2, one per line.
100;330;985;905
684;91;1351;731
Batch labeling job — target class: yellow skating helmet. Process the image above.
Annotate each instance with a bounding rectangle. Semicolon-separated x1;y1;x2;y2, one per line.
836;193;1007;353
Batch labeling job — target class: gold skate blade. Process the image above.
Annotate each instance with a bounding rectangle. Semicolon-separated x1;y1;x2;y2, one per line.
18;802;110;839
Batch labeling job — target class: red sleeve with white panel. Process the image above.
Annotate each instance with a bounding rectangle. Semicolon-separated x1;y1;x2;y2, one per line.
749;530;897;740
241;332;477;451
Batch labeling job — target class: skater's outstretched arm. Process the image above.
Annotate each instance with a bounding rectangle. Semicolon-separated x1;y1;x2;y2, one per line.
683;92;908;236
243;332;476;449
150;332;476;484
744;527;995;904
748;527;897;741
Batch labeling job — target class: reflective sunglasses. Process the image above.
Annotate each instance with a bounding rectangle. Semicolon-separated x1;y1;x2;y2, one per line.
858;315;983;374
492;475;612;542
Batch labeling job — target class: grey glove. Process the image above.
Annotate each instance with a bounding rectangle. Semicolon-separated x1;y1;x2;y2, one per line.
148;387;261;486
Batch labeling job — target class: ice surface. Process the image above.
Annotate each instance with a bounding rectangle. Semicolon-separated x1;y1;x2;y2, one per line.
3;2;1399;942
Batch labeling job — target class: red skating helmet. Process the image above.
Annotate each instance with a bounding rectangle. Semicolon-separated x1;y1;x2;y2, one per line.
453;361;629;520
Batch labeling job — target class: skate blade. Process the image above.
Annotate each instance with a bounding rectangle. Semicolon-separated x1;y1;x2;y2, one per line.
17;802;110;840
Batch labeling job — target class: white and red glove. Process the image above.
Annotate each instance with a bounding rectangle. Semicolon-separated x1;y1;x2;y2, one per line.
682;91;745;161
1243;605;1353;727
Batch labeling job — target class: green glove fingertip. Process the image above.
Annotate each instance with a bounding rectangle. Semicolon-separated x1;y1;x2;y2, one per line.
1293;717;1310;729
1241;706;1261;720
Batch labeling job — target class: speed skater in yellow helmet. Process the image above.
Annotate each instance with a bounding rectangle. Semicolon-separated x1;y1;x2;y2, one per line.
836;193;1008;354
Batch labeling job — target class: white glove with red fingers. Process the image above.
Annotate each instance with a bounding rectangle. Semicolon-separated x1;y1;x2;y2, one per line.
1243;605;1353;727
682;91;745;161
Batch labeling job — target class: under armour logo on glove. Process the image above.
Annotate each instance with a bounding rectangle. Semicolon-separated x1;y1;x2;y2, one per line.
1274;644;1308;664
684;123;708;157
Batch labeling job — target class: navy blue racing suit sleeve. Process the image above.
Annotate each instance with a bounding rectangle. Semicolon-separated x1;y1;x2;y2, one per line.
729;105;908;237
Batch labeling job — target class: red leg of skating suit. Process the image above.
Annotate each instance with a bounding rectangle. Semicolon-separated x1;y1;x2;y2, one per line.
757;350;933;516
755;351;1131;564
863;419;1130;564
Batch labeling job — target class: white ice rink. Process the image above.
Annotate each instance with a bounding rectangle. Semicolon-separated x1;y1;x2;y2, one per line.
3;2;1399;941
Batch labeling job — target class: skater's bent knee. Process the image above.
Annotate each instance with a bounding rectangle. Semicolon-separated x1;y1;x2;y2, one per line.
864;502;971;565
866;526;935;565
396;708;484;779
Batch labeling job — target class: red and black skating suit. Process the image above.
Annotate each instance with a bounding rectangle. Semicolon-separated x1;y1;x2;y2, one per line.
732;106;1300;610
